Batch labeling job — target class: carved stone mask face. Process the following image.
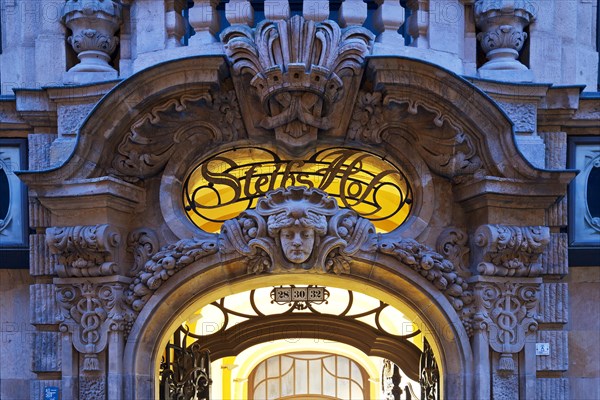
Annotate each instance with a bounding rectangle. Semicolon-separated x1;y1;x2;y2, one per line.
279;225;315;264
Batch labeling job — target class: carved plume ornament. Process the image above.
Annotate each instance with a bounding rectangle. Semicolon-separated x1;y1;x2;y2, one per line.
47;225;121;277
473;225;550;276
221;15;373;149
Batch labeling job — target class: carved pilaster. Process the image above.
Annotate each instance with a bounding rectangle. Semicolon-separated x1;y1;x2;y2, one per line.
46;225;122;277
472;225;550;277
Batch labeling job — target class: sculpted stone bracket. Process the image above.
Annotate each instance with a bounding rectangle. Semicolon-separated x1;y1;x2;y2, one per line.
472;224;550;277
221;15;374;150
47;224;122;277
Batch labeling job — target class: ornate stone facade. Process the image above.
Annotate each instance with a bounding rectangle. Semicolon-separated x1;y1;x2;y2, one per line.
0;2;597;400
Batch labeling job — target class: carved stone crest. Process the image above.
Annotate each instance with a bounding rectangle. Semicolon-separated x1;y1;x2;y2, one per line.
220;186;376;274
221;15;373;149
472;278;540;371
56;280;133;371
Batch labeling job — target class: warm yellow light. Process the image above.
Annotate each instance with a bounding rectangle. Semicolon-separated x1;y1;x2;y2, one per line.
183;147;413;233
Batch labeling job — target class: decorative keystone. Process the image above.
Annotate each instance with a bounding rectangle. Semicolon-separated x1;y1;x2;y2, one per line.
62;0;122;73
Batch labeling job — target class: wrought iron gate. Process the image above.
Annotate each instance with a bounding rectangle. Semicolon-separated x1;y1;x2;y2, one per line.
159;326;211;400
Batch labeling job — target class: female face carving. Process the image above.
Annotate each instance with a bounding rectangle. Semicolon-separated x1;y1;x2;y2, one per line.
279;225;315;264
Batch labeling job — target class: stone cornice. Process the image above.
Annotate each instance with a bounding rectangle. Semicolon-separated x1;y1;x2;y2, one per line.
454;174;575;209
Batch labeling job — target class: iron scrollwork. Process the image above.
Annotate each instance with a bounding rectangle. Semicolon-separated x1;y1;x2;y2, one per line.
420;339;440;400
184;147;412;233
159;327;211;400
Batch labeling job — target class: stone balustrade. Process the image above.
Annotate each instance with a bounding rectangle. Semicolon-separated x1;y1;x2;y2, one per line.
60;0;538;83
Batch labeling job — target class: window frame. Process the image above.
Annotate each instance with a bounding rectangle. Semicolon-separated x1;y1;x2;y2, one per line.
0;138;29;268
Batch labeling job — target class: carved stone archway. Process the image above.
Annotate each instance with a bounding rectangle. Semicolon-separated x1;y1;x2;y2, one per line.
19;13;573;400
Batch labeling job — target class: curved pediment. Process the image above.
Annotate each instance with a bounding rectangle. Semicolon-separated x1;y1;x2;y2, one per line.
18;54;569;192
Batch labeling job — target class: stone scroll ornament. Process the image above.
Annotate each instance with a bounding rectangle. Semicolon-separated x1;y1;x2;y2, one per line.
220;186;377;274
47;224;121;277
473;224;550;276
221;15;373;149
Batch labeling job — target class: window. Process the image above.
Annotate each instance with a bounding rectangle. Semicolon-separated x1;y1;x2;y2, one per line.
568;136;600;265
183;146;413;233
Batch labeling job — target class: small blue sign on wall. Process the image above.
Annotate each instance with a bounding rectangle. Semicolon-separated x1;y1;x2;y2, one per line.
44;386;59;400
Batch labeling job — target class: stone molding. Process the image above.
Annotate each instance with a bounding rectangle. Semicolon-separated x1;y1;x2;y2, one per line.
472;225;550;277
472;277;540;371
46;225;122;278
221;15;373;149
126;187;472;326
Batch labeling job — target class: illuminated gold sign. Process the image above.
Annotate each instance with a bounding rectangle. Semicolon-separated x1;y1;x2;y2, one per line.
183;147;412;233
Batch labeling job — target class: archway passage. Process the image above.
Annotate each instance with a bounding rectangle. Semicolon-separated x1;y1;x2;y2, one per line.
157;285;440;400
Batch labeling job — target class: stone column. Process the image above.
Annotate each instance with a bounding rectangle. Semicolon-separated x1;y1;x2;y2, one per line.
474;0;536;81
338;0;367;27
373;0;405;45
188;0;219;45
62;0;122;84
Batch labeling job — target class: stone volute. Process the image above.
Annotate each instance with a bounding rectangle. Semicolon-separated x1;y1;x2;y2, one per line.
474;0;535;77
62;0;122;75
